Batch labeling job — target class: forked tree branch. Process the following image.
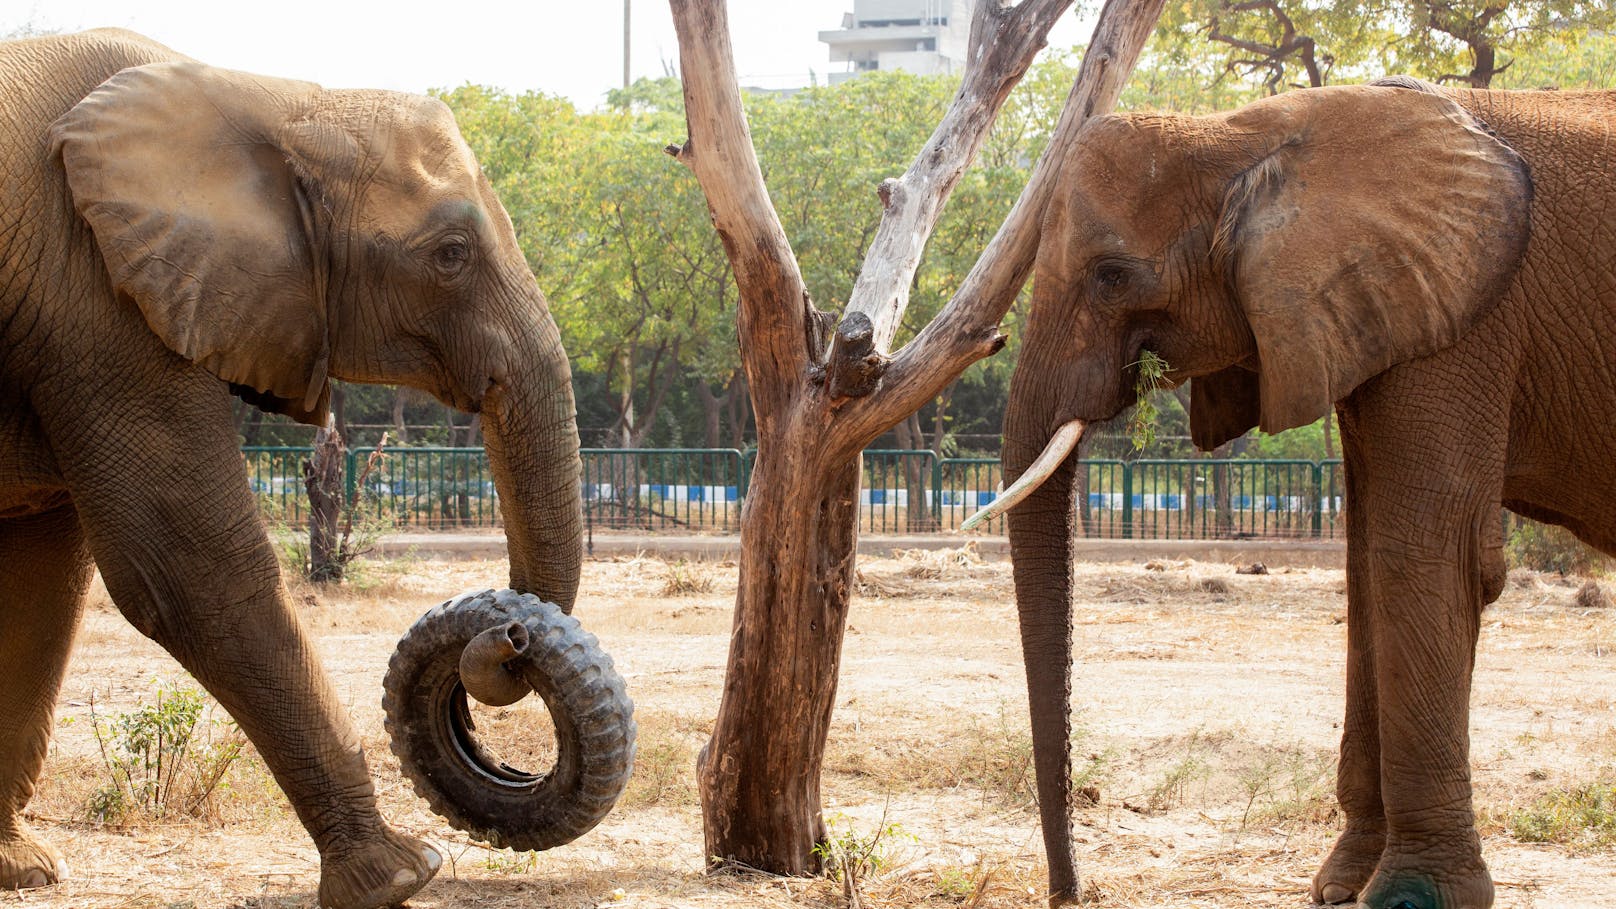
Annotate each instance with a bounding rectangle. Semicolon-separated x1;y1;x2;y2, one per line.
831;0;1169;453
667;0;815;429
829;0;1077;396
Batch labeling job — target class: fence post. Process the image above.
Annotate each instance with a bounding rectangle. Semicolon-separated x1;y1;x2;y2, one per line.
344;449;359;510
931;454;943;527
1310;461;1323;538
1121;461;1134;540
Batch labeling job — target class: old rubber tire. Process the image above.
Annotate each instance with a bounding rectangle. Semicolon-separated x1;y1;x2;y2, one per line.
382;589;636;851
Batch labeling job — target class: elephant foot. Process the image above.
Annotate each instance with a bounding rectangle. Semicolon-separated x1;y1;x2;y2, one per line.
1311;824;1385;904
317;828;440;909
1354;841;1492;909
0;824;68;890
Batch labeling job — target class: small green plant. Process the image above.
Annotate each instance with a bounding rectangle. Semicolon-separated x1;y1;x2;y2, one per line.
1235;747;1335;829
1146;734;1210;813
813;812;915;889
1508;520;1608;576
481;848;540;874
931;864;979;900
1511;779;1616;850
87;683;245;824
1126;350;1171;451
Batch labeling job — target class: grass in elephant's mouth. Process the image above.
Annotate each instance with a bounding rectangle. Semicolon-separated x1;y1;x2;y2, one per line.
18;554;1616;908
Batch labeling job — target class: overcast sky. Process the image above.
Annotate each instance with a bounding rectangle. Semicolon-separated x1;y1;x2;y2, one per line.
7;1;1097;109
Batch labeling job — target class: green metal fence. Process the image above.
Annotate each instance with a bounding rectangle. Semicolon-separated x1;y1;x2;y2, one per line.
245;447;1346;540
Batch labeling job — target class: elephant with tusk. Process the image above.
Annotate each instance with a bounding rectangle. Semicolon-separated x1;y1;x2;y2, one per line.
981;78;1616;908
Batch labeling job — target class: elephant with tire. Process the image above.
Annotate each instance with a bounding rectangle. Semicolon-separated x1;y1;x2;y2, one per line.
989;80;1615;908
0;29;630;909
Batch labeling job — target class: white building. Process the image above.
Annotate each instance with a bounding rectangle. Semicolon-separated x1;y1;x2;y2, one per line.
819;0;974;85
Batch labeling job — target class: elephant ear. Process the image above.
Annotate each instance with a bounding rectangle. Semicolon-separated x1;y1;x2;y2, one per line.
1190;366;1261;451
1209;83;1531;434
51;62;335;424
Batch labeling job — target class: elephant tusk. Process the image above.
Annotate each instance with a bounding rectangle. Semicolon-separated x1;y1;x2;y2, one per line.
961;420;1085;531
458;621;533;707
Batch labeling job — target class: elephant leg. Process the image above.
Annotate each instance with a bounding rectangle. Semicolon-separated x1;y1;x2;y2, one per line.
1341;395;1500;909
1313;421;1385;904
46;384;438;909
0;506;94;890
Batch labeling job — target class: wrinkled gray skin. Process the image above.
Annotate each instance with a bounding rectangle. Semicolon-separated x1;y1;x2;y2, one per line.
0;30;582;909
1005;80;1615;908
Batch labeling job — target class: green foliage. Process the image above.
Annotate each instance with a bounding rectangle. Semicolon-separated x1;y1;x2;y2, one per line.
1152;0;1616;97
1507;521;1608;576
1244;414;1339;460
1494;28;1616;88
812;813;915;885
1127;351;1172;451
1511;779;1616;850
87;683;245;824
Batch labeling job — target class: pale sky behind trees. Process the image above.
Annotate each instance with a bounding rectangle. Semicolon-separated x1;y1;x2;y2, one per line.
6;1;1098;109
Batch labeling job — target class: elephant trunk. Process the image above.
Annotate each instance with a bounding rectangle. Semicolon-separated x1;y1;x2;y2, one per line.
1003;357;1083;906
480;307;584;613
458;621;532;707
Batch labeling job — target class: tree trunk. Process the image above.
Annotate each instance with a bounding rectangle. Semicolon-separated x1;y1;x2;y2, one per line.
391;387;411;444
303;425;346;583
929;386;953;453
698;444;860;868
330;383;348;442
696;378;726;448
1211;440;1234;538
726;371;751;448
893;412;938;531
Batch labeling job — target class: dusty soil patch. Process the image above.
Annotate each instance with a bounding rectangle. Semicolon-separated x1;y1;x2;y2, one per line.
10;554;1616;907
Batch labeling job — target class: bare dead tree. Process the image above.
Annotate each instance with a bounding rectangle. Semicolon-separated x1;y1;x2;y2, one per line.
666;0;1165;884
303;424;346;582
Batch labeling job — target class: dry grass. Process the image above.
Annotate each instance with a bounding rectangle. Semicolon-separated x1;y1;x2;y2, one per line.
12;554;1616;907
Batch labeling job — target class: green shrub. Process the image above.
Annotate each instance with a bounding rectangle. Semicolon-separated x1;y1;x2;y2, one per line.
87;682;246;824
1511;780;1616;850
1507;520;1607;576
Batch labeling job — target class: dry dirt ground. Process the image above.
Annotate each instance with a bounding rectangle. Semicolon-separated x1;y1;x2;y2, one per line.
9;547;1616;908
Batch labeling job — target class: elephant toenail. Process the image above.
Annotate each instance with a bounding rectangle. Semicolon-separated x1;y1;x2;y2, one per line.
421;845;442;873
19;869;48;889
390;868;418;887
1320;883;1354;904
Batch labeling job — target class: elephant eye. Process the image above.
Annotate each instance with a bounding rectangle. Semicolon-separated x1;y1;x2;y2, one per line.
434;237;471;274
1092;261;1131;294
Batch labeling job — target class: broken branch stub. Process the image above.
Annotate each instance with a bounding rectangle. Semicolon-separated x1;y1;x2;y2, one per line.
824;311;890;400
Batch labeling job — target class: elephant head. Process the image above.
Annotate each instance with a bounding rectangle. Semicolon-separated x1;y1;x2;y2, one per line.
997;83;1531;903
50;61;581;608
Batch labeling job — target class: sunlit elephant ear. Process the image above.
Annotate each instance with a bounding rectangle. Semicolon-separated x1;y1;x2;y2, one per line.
51;62;337;425
1208;83;1531;434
